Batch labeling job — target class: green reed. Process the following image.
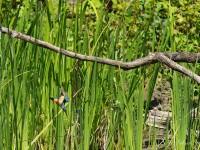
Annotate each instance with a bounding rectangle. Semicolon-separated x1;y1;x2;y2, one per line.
0;0;200;150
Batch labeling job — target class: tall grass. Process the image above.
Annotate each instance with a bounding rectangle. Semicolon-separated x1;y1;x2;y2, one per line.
0;0;200;149
172;73;190;149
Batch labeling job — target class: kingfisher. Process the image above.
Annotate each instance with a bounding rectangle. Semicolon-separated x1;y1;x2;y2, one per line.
50;88;69;112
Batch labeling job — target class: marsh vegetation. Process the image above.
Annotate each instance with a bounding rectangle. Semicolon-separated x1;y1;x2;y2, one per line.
0;0;200;149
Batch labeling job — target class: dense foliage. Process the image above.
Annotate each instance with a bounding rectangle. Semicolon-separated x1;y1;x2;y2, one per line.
0;0;200;149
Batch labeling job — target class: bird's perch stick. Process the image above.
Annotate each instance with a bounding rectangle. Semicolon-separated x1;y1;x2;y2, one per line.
1;26;200;83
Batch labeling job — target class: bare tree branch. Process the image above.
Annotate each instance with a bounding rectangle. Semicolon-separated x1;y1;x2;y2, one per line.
156;53;200;84
1;26;200;83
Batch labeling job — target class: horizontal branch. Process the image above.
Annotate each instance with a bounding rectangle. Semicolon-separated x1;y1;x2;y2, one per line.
1;26;200;70
1;26;200;83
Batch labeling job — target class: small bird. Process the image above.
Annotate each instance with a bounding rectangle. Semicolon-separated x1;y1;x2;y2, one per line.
50;88;69;112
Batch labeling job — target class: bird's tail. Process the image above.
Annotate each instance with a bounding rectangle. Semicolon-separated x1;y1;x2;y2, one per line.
60;103;66;112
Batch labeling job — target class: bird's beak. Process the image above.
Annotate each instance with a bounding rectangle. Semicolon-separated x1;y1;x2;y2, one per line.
50;97;54;100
